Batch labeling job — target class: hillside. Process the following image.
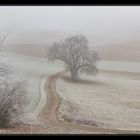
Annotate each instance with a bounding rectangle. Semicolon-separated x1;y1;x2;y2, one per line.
3;44;47;58
2;30;140;61
93;40;140;62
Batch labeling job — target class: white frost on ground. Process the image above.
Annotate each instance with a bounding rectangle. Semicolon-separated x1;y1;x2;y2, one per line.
56;69;140;130
98;60;140;73
0;50;63;124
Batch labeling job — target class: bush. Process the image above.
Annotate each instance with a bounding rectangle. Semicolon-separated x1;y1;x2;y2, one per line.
0;80;28;128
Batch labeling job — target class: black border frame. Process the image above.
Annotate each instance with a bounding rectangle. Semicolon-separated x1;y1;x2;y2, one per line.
0;3;140;136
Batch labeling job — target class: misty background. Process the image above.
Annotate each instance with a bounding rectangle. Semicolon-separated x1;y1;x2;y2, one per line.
0;6;140;61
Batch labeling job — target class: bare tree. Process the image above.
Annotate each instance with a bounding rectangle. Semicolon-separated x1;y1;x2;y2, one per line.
0;33;28;128
0;63;28;128
0;80;28;127
48;35;99;80
0;32;9;47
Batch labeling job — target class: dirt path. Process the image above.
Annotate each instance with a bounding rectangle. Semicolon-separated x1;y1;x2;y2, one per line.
38;70;140;134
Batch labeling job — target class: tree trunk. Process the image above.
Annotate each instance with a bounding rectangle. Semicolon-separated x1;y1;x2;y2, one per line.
70;69;78;81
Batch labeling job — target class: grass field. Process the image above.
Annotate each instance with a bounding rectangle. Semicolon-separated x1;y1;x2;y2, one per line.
56;62;140;131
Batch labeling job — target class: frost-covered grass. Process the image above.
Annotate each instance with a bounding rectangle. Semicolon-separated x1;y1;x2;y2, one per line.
98;60;140;73
56;66;140;130
0;50;63;123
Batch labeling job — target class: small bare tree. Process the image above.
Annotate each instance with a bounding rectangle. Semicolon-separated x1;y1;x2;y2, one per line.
0;80;28;127
0;33;28;128
48;35;99;80
0;62;28;128
0;32;9;47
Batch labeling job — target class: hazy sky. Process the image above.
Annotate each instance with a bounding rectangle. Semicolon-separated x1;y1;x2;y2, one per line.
1;6;140;44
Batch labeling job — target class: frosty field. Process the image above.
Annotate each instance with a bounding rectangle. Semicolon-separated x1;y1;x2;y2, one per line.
0;50;140;132
0;50;63;123
56;62;140;131
98;60;140;73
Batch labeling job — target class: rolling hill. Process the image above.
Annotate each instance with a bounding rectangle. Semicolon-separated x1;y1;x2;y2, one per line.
93;40;140;62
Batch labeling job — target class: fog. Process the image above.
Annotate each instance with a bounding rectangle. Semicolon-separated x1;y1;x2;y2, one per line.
1;6;140;44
